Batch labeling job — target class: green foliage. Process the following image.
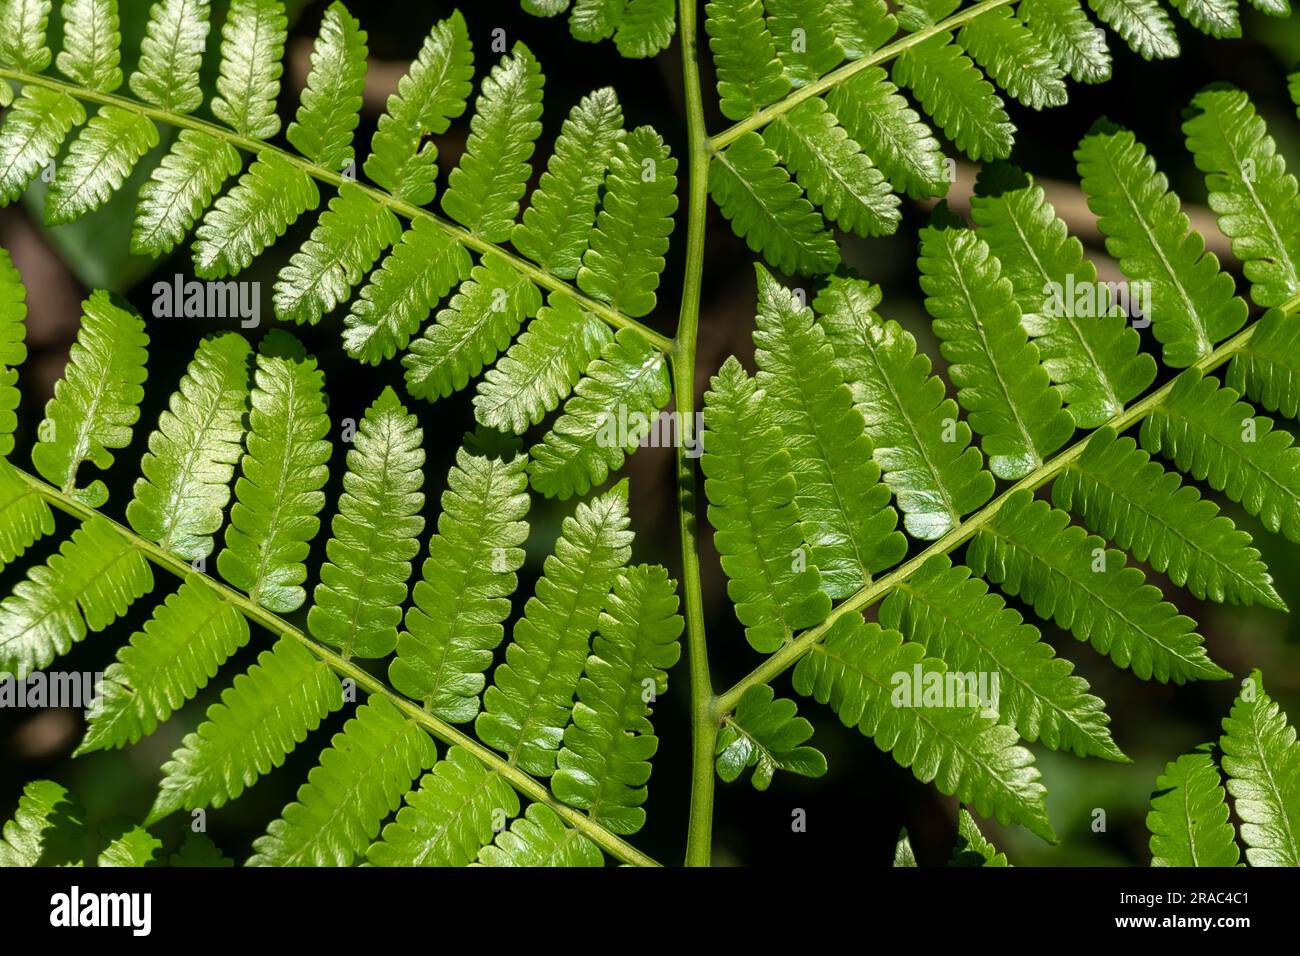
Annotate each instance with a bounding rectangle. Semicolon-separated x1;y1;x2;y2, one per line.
1147;746;1241;867
716;684;827;789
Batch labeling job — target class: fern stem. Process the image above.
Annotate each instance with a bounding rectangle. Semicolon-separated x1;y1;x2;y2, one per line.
0;66;673;355
714;310;1289;715
674;0;718;869
705;0;1018;151
10;465;661;868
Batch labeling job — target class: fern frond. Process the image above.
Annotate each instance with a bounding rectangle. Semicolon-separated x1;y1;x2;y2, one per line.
147;635;344;824
131;130;242;256
1076;122;1247;367
767;0;845;86
609;0;675;59
1018;0;1112;84
1086;0;1178;60
969;162;1155;427
553;564;683;832
881;554;1124;761
893;827;917;866
170;833;231;866
472;291;613;435
0;515;153;680
211;0;286;139
704;0;787;121
0;247;24;456
31;290;147;507
129;0;210;113
918;219;1074;479
477;802;602;866
367;745;519;866
475;482;633;777
78;575;249;754
363;10;473;206
1219;670;1300;866
715;683;826;790
344;217;473;365
1182;86;1300;308
306;386;424;659
812;274;995;540
576;126;677;318
1147;745;1240;866
511;87;624;279
44;104;158;224
1053;427;1284;609
285;1;367;172
1169;0;1240;37
0;85;85;204
753;266;904;597
389;449;530;723
708;131;838;276
56;0;122;91
701;357;831;652
827;0;896;59
125;332;250;562
0;780;84;867
966;489;1227;683
216;331;330;612
248;697;436;866
1140;370;1300;542
441;44;545;242
952;807;1010;865
0;460;52;573
958;7;1067;109
0;0;52;72
794;613;1056;842
528;328;672;500
1227;309;1300;420
97;823;161;867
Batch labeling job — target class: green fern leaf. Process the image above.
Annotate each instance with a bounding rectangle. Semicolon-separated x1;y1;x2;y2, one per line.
216;332;330;612
78;575;249;754
131;130;242;257
704;0;788;121
767;0;844;86
367;746;520;866
553;564;683;831
0;247;25;456
576;125;677;318
967;489;1227;683
0;515;153;680
958;7;1066;109
1086;0;1178;60
701;357;831;652
192;151;320;279
476;482;633;777
211;0;286;140
826;0;896;59
125;332;250;562
285;1;367;172
709;131;838;276
1219;671;1300;866
169;833;232;866
762;97;901;238
44;105;158;224
272;183;401;325
753;267;904;597
826;66;948;199
388;449;529;723
528;328;672;500
477;803;602;866
97;822;161;867
1227;309;1300;420
794;613;1056;842
0;0;52;72
893;35;1015;162
612;0;675;58
812;274;995;540
401;250;540;396
1077;122;1247;367
30;290;147;507
0;780;84;867
1183;86;1300;309
57;0;123;92
970;162;1156;427
952;807;1010;865
343;217;473;365
1169;0;1239;37
715;684;826;790
147;635;344;824
0;459;53;573
569;0;624;42
893;827;917;866
1141;370;1300;542
1018;0;1112;84
363;10;473;206
511;87;624;278
1054;427;1284;609
918;219;1075;478
128;0;210;113
1147;745;1241;866
306;386;424;659
0;86;85;204
881;554;1124;762
248;697;436;866
472;291;612;435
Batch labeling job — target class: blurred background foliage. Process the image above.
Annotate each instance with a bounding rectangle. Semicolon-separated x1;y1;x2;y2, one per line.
2;0;1300;867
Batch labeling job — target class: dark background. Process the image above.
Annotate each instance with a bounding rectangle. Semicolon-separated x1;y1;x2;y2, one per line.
2;0;1299;866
